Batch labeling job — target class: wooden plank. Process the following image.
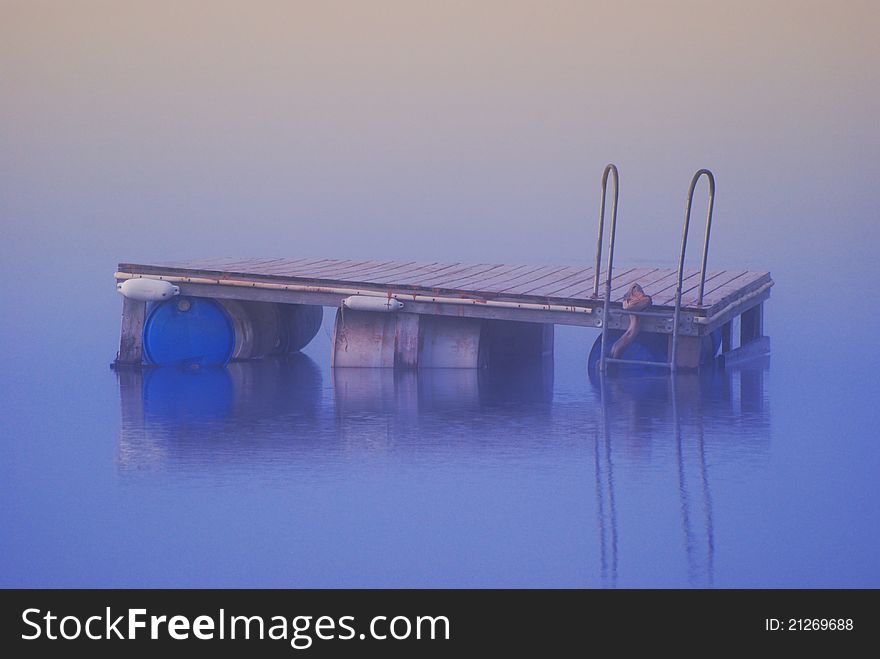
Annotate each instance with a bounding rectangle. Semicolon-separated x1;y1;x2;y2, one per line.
235;258;301;275
118;260;259;278
608;268;669;300
538;270;601;297
694;270;751;301
626;268;694;300
159;257;252;270
116;296;145;365
202;259;322;278
151;257;272;273
702;288;771;335
235;257;309;271
338;261;425;282
295;260;419;283
381;262;464;285
325;259;431;278
651;269;767;313
701;271;768;305
417;263;501;287
570;267;661;301
701;272;771;313
307;262;415;282
229;257;334;276
670;270;741;307
219;257;333;275
355;262;449;284
247;258;336;276
249;257;331;275
550;267;637;299
653;270;746;307
497;265;583;294
684;270;750;305
288;258;366;275
218;257;293;269
429;263;514;288
620;268;718;307
640;269;716;304
512;267;594;296
284;258;402;278
401;262;487;286
457;264;541;291
352;263;434;284
479;264;567;293
302;259;404;280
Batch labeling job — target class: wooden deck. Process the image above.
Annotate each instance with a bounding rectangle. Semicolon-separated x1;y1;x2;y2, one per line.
115;258;773;337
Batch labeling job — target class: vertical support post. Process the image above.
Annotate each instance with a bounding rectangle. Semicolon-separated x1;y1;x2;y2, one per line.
669;335;703;370
720;321;732;353
116;297;145;365
394;313;420;369
740;303;764;345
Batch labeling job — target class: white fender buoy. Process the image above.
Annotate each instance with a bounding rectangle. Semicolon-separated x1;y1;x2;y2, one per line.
117;278;180;302
341;295;404;312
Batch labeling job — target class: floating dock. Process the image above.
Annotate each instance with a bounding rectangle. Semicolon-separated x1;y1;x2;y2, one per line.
114;258;771;369
113;167;773;372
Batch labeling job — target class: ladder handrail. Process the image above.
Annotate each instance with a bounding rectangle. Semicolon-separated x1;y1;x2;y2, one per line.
594;164;619;374
670;168;715;372
593;164;619;298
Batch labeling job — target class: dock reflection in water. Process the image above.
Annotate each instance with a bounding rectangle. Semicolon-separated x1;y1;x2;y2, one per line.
330;358;554;455
116;354;769;587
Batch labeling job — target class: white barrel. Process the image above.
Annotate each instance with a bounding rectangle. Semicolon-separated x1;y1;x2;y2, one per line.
331;308;402;368
331;310;484;368
417;315;486;368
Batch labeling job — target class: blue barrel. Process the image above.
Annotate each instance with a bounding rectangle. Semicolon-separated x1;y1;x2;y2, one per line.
587;329;669;376
142;297;234;367
587;329;722;376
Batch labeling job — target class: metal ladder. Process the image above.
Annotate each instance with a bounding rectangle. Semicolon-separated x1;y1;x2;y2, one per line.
595;165;716;374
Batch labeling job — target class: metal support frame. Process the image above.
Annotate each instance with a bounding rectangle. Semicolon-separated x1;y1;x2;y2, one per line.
597;167;716;374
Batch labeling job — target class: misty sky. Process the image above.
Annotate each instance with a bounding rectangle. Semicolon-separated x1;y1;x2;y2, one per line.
2;1;878;273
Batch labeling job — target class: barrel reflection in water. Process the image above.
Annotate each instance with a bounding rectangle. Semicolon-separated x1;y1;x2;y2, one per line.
117;354;323;469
